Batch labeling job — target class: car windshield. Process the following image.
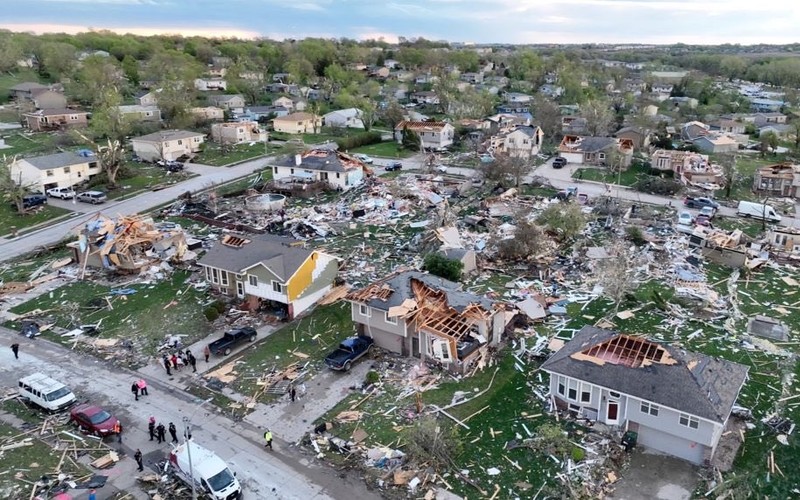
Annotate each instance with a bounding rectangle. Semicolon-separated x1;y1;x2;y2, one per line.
45;387;72;401
207;467;235;492
89;410;112;425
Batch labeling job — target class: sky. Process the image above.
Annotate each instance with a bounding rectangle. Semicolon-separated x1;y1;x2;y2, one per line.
2;0;800;45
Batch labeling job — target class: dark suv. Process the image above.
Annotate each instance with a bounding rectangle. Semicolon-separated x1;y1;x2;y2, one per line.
385;162;403;171
552;157;568;169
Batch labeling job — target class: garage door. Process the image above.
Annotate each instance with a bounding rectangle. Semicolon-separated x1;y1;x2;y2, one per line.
562;152;583;164
636;424;706;464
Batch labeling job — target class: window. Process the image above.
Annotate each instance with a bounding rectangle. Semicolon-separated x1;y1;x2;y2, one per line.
63;167;71;174
211;268;219;284
640;402;659;416
567;380;578;400
272;281;283;293
609;391;620;398
581;389;591;403
385;312;397;325
177;140;183;145
598;152;606;160
220;271;229;286
557;378;565;396
359;304;371;317
248;275;258;287
46;170;54;177
273;167;278;174
679;413;699;429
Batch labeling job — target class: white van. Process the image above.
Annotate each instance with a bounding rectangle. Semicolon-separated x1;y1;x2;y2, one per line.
169;441;242;499
18;373;76;412
737;201;782;223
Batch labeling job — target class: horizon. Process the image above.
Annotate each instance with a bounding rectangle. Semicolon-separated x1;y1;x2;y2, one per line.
3;0;800;46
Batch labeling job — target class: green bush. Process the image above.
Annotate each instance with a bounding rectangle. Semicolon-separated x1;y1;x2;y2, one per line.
204;305;221;321
571;446;586;462
625;226;647;246
423;253;463;282
336;131;382;150
213;300;227;313
365;370;380;385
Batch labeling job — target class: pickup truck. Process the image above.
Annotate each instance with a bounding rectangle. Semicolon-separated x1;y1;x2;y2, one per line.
324;336;374;371
208;326;257;356
683;196;719;211
46;187;76;199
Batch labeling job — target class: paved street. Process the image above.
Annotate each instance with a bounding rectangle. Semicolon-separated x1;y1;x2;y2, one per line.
0;326;380;500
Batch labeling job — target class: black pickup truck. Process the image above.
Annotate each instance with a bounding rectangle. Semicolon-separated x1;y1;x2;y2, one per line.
208;327;257;356
324;336;374;371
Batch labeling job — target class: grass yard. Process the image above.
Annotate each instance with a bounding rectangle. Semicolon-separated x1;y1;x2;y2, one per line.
0;69;44;104
0;247;73;284
572;163;649;187
0;132;64;157
0;421;86;499
193;142;279;167
231;302;356;400
6;270;214;356
106;163;194;199
349;141;416;159
0;202;72;238
714;153;786;202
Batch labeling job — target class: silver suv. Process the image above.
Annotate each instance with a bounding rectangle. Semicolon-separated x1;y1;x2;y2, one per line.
76;191;107;204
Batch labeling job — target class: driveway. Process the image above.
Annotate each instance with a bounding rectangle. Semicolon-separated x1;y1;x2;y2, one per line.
610;450;699;500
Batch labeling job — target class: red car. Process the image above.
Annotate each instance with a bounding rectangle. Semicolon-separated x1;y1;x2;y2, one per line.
70;404;121;436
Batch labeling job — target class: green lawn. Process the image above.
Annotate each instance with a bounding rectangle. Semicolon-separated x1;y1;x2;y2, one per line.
231;302;356;400
0;69;44;104
0;247;73;284
713;153;787;202
0;132;64;158
349;141;416;159
103;163;194;198
6;270;214;360
0;203;72;238
193;142;278;167
573;163;649;186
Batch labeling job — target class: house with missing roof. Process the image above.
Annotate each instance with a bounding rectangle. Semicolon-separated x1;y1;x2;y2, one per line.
23;109;89;132
12;151;101;191
130;130;206;162
345;271;506;374
558;135;634;168
394;120;455;151
197;235;339;319
541;326;748;465
499;125;544;160
270;149;365;191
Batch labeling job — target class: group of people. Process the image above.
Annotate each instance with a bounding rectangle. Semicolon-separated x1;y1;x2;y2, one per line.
147;416;182;444
162;348;202;376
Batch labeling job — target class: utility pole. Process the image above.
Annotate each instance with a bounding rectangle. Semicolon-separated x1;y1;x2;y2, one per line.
183;416;196;500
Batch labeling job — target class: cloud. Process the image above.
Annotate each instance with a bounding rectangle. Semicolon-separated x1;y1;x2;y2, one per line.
356;31;401;44
2;23;261;39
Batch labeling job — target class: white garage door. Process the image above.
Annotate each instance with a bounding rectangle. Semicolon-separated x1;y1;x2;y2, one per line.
562;152;583;164
636;425;706;464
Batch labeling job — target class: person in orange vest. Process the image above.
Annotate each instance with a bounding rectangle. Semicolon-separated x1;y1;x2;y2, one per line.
113;420;122;443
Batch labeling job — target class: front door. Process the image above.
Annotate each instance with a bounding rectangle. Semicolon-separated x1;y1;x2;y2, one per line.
607;401;619;424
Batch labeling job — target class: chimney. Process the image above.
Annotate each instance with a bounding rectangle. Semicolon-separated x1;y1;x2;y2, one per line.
294;154;301;166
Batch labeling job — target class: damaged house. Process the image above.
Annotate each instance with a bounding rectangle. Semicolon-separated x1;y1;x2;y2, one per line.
198;235;339;319
558;135;633;168
650;150;724;190
346;271;506;374
70;215;190;272
270;149;366;191
541;326;748;465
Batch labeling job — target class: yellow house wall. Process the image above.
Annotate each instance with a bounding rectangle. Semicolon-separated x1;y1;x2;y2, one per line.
286;252;316;301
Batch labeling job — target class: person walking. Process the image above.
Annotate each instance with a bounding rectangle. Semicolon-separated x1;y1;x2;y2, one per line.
88;489;97;500
113;420;122;443
138;379;148;396
163;354;172;376
188;352;197;373
148;417;156;441
289;385;296;403
131;381;139;401
156;422;166;444
10;343;19;359
204;345;211;363
263;429;273;450
171;353;180;371
168;422;178;443
134;448;144;471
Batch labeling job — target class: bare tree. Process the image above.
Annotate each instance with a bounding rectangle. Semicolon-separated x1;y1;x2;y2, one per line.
479;153;529;187
76;131;126;187
582;99;615;136
594;240;647;314
717;153;737;198
0;155;37;213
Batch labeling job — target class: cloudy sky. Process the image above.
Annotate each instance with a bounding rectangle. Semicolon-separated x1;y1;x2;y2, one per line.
3;0;799;45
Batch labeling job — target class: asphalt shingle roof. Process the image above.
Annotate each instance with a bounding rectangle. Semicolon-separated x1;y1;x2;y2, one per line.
540;326;749;423
132;130;204;143
23;152;95;170
197;235;311;280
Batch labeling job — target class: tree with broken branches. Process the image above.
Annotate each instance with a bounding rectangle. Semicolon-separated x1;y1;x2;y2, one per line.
479;153;530;188
0;155;38;213
536;203;585;243
594;239;647;314
498;213;548;262
405;416;463;469
717;153;737;198
75;130;126;188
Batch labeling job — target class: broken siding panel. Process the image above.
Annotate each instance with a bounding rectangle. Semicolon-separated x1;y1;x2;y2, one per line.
286;254;315;301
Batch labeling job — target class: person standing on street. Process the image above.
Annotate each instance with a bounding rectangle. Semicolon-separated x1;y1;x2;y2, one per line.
10;343;19;359
204;345;211;363
88;489;97;500
168;422;178;443
156;422;166;444
131;381;139;401
171;353;180;371
188;352;197;373
289;385;296;402
163;354;172;376
113;421;122;443
263;429;273;450
138;379;148;396
134;448;144;471
148;417;156;441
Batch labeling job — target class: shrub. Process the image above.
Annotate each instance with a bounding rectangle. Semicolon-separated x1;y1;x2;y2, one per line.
336;131;382;150
204;305;221;321
625;226;647;246
423;253;463;282
571;446;586;462
213;300;227;313
365;370;380;385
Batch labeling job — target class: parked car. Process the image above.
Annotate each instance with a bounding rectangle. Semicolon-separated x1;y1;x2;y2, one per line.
737;201;782;222
696;214;712;227
552;157;568;169
165;160;184;172
699;206;715;219
14;195;48;211
683;196;719;211
677;211;694;226
324;336;374;371
385;161;402;171
77;191;107;204
46;187;76;199
208;326;257;356
354;153;374;164
69;403;121;436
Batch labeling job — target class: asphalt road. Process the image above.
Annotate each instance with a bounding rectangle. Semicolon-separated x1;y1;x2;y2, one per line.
0;326;380;500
